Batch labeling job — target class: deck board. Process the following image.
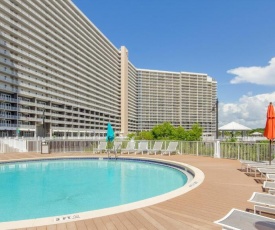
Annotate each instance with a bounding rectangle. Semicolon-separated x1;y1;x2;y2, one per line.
0;152;264;229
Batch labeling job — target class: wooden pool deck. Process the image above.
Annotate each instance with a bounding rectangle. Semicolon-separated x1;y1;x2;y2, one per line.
0;152;264;230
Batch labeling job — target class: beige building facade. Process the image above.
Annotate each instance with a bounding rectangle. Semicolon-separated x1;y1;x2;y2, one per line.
137;70;217;132
0;0;217;138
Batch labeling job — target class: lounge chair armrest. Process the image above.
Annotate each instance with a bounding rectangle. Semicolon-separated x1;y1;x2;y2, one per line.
255;205;275;215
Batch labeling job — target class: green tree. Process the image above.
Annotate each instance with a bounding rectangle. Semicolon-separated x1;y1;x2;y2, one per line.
226;137;237;142
152;122;175;140
130;122;203;141
127;132;136;140
174;126;187;140
185;123;202;141
136;131;154;140
248;128;264;135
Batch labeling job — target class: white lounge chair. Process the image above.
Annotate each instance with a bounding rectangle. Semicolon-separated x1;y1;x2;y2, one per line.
266;174;275;181
135;141;148;155
239;159;262;164
243;162;270;173
254;204;275;215
239;159;264;170
147;141;163;155
107;141;122;154
161;142;179;156
243;158;275;172
250;164;275;170
106;141;122;157
111;141;122;154
248;192;275;207
248;165;275;177
248;192;275;215
263;181;275;192
258;168;275;178
93;141;107;154
214;208;275;230
121;141;136;154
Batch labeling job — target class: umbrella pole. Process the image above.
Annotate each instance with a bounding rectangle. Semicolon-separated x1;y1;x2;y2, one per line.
270;140;272;165
107;139;110;158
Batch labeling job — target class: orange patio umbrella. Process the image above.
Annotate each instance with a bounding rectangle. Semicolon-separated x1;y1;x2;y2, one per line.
263;102;275;165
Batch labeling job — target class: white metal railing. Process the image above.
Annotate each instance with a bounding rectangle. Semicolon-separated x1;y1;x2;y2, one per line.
0;137;27;153
0;123;17;127
0;95;17;102
0;138;273;162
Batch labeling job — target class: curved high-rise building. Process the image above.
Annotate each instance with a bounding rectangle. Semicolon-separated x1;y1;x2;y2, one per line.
0;0;217;138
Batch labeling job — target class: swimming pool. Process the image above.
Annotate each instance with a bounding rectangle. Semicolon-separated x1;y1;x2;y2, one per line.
0;157;204;228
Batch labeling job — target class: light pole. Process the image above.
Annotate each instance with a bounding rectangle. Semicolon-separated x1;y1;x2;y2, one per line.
212;98;219;139
215;99;219;139
16;95;19;138
42;109;45;138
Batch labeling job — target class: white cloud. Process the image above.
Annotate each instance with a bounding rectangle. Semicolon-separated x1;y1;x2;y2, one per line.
219;92;275;129
227;57;275;85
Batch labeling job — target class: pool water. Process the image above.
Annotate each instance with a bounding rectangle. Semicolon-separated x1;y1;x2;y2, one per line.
0;159;187;222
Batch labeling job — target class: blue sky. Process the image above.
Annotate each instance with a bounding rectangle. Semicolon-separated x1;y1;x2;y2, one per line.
72;0;275;129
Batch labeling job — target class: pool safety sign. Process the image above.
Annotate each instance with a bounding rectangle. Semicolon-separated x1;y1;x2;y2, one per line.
54;214;80;223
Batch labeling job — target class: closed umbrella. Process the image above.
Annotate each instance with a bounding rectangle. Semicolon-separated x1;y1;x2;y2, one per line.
106;123;114;157
263;102;275;165
106;123;115;142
